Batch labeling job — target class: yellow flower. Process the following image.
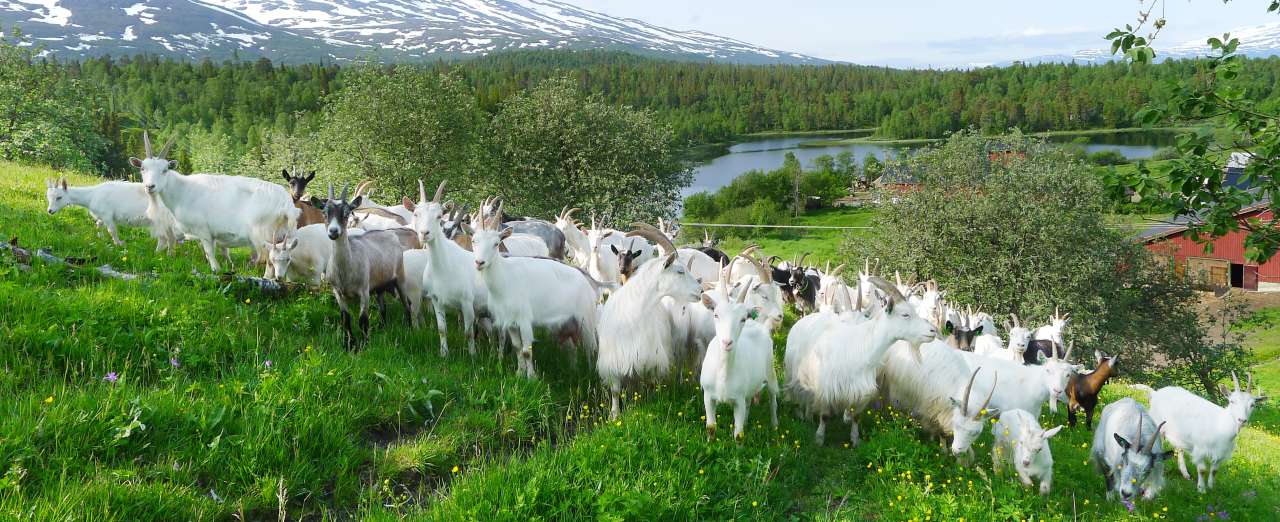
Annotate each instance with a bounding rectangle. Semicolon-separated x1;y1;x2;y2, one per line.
304;345;312;353
698;469;704;475
245;298;251;304
1162;507;1168;512
678;411;683;416
751;501;758;507
44;395;54;404
451;465;460;473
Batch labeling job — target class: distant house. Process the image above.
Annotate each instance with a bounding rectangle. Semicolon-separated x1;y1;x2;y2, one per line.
1224;151;1253;189
1138;198;1278;291
876;164;920;194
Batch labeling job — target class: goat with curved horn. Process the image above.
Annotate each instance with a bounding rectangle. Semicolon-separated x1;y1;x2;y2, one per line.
626;222;675;254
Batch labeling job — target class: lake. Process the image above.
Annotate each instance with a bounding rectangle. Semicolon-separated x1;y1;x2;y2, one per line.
685;130;1177;197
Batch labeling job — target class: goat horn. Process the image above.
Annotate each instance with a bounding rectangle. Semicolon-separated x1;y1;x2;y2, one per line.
327;183;334;201
1232;371;1241;393
831;263;846;277
1010;313;1021;328
339;183;350;202
159;133;178;159
1065;340;1074;361
863;258;870;275
980;370;997;414
433;180;446;204
142;131;154;157
825;260;832;274
1147;421;1165;453
766;255;781;265
1136;415;1144;451
797;252;810;268
418;179;426;203
895;270;903;288
865;276;907;305
962;367;981;416
626;222;675;254
739;244;761;257
489;200;504;230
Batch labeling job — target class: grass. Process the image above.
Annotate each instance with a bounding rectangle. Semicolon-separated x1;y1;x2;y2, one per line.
2;160;1279;520
691;207;875;263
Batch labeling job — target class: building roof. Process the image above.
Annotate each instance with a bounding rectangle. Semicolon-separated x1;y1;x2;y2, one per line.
878;164;919;185
1137;196;1272;243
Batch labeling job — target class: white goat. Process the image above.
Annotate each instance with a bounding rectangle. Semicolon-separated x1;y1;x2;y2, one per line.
555;206;590;268
957;343;1078;416
880;340;1001;457
132;132;298;274
787;277;938;446
976;314;1031;364
266;223;332;287
501;233;551;258
1090;398;1172;503
411;180;488;357
44;176;182;252
397;249;430;329
1026;307;1070;364
1149;372;1267;492
473;199;599;378
992;409;1063;495
700;271;779;439
597;224;703;419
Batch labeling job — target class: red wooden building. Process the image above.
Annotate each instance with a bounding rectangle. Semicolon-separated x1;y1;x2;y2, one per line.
1139;202;1280;291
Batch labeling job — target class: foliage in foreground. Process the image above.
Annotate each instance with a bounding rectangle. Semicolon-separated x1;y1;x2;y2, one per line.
851;131;1249;398
1;162;1277;520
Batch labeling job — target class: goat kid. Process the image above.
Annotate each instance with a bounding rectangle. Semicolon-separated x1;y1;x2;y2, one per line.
45;176;182;253
992;409;1063;495
700;271;780;439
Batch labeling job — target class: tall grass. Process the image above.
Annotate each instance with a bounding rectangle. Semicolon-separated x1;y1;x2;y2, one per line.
1;162;1277;520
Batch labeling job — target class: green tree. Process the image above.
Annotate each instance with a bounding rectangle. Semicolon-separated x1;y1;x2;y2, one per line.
0;29;106;172
316;66;482;201
483;77;691;223
858;153;884;191
847;131;1245;397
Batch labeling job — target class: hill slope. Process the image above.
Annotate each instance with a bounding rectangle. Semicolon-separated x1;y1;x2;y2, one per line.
0;0;830;64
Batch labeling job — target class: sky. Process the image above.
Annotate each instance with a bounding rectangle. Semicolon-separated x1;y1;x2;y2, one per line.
565;0;1269;67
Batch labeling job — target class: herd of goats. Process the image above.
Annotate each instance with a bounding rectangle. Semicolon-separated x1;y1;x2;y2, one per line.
37;133;1268;504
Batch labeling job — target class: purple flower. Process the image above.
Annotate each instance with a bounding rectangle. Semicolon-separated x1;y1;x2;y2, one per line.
103;372;118;383
169;357;180;368
1218;511;1230;520
264;360;273;369
1121;499;1135;512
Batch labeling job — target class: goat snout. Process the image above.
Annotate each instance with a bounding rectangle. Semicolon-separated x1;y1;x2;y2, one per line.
475;260;487;271
47;209;54;214
327;228;340;240
144;184;156;193
721;339;733;350
1021;459;1031;467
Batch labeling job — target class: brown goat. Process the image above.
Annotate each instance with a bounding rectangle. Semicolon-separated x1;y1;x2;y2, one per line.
281;169;325;227
1066;350;1118;429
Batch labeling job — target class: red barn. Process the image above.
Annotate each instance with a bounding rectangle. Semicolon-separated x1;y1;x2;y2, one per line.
1138;202;1279;291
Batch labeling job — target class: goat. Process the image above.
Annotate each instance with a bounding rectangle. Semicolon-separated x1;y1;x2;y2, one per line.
473;199;599;378
786;253;820;314
44;175;183;253
943;305;984;351
787;277;938;446
500;233;551;258
880;340;1000;458
502;218;567;260
976;314;1030;363
397;249;430;329
992;409;1063;495
322;184;415;349
1090;398;1173;503
280;169;324;227
1149;373;1267;492
1065;350;1119;429
266;223;331;287
1025;307;1069;365
555;206;590;268
412;181;488;357
694;230;728;264
133;132;298;274
597;224;703;419
956;342;1078;417
700;269;780;439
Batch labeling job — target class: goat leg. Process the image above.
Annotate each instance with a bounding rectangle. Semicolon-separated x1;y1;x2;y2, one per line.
340;307;353;350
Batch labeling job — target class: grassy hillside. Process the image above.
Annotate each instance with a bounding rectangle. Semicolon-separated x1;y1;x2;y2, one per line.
1;161;1278;520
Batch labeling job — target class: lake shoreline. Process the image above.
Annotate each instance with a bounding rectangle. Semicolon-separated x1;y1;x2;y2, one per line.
795;126;1194;148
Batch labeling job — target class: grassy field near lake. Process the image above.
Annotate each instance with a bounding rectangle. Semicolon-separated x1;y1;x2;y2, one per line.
2;161;1278;520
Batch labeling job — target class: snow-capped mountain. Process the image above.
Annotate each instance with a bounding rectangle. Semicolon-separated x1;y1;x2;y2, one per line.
1013;22;1280;66
0;0;829;64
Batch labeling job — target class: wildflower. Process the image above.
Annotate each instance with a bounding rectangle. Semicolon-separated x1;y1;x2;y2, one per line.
245;298;251;304
751;501;758;507
264;360;273;369
103;372;118;383
699;469;704;475
304;345;312;353
44;395;54;404
170;357;181;368
1121;498;1136;512
451;465;459;473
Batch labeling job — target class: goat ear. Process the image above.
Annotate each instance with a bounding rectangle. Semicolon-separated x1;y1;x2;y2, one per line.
129;157;143;168
1113;433;1131;451
1219;384;1230;397
1110;355;1118;367
1043;425;1064;438
306;171;316;182
1095;350;1103;364
286;238;298;250
281;169;291;181
351;195;363;207
402;197;415;212
499;228;513;239
701;293;716;309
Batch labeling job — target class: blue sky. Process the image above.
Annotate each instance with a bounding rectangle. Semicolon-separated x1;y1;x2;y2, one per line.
566;0;1269;67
